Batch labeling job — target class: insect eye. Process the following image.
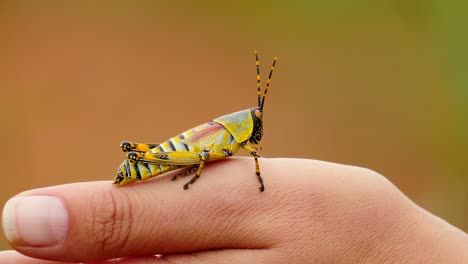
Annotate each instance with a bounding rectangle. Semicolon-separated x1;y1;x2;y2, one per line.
255;109;262;119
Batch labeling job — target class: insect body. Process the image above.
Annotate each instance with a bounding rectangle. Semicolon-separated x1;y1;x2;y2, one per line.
114;51;277;191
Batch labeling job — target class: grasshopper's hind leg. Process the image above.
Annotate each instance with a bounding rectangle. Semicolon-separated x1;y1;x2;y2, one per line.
120;141;160;153
171;165;197;181
124;148;227;190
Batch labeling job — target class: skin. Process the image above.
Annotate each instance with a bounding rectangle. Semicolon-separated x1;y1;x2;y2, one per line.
1;157;467;263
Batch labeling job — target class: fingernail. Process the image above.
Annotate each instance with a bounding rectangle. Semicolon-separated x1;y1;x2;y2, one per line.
2;196;69;246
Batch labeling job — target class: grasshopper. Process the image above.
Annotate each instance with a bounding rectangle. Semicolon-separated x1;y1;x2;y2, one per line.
114;51;277;191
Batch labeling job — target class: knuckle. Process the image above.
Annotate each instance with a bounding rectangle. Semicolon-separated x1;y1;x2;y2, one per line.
356;167;392;186
358;167;383;179
87;189;133;253
347;165;388;184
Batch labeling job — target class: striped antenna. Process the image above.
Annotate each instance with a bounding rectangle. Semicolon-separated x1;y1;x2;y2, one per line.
255;50;261;108
260;56;277;111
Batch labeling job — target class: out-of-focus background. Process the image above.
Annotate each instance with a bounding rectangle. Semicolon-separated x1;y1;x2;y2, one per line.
0;1;466;249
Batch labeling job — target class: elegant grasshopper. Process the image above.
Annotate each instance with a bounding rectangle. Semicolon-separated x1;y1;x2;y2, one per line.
114;51;277;191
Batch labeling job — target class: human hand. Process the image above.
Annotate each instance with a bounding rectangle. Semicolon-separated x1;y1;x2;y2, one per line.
1;158;467;263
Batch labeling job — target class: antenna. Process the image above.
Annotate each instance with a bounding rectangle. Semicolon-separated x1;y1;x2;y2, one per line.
255;50;261;108
260;56;277;111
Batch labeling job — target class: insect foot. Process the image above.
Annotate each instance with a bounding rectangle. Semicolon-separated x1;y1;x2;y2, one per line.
258;181;265;192
183;175;200;190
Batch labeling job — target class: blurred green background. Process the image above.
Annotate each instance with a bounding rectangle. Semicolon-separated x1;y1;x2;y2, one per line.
0;1;466;250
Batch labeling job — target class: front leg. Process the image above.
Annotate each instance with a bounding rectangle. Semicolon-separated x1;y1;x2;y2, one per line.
241;142;265;192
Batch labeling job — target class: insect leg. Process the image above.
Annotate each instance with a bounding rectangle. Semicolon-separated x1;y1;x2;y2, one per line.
171;165;197;181
121;141;160;153
125;149;227;189
183;150;210;190
241;143;265;192
126;151;143;163
137;150;228;165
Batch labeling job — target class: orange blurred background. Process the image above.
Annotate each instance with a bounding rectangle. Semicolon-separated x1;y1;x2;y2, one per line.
0;1;466;249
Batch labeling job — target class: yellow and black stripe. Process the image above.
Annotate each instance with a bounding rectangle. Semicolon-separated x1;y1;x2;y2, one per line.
114;159;182;185
150;121;238;155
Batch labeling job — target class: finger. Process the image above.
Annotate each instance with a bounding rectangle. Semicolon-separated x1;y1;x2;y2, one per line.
2;157;284;262
0;250;79;264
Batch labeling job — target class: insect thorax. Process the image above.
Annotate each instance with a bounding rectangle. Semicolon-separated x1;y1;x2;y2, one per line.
248;107;263;144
